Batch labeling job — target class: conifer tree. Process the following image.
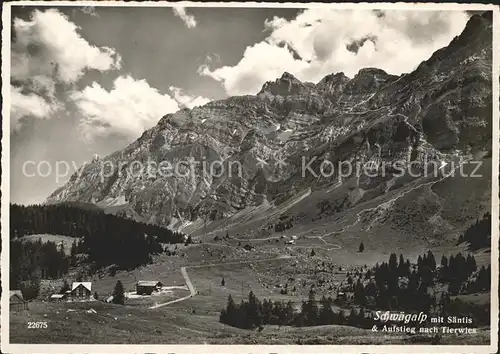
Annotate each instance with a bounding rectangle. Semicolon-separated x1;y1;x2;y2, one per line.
112;280;125;305
426;250;436;270
60;279;70;294
365;280;378;298
318;295;335;325
354;279;367;305
441;255;448;268
305;291;319;325
466;254;477;274
221;294;238;326
398;254;405;275
246;291;262;328
389;253;398;274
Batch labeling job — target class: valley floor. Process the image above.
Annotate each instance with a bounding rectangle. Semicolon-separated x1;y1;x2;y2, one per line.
9;237;492;345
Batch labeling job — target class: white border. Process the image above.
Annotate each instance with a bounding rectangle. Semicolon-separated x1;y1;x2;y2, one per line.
1;2;499;354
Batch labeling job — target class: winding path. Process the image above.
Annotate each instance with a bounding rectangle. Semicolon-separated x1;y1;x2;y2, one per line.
332;154;472;235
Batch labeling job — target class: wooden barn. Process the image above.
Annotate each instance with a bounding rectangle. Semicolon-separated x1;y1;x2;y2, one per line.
10;290;28;311
136;281;163;295
71;282;92;300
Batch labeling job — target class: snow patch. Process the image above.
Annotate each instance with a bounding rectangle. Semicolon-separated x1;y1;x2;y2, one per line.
97;196;127;207
439;161;448;170
169;217;193;231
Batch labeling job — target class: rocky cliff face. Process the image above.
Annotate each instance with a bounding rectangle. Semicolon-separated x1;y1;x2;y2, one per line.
47;13;492;240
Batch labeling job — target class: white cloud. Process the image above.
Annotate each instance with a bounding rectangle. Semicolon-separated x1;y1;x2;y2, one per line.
11;9;121;130
71;75;180;141
169;86;211;109
10;86;60;132
200;9;469;95
172;7;197;28
12;9;121;84
198;42;309;96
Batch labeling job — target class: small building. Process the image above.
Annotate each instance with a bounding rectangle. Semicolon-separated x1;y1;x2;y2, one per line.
337;291;347;299
71;282;92;300
243;244;254;251
10;290;28;311
136;281;163;295
50;293;67;302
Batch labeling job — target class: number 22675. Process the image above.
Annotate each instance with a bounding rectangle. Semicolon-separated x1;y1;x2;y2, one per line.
27;321;48;329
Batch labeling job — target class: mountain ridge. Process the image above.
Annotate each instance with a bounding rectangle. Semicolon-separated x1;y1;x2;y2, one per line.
46;13;492;249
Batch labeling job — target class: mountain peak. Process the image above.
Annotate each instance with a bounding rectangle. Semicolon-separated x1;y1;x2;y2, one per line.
280;71;300;81
316;72;350;96
355;67;390;78
413;12;492;76
258;72;308;96
318;71;349;85
343;67;398;94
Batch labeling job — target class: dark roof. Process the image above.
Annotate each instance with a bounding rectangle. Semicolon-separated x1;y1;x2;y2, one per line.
10;290;23;299
137;281;162;287
10;291;26;304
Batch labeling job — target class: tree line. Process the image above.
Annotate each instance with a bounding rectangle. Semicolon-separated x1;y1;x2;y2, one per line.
10;203;185;269
457;212;491;250
219;291;374;329
9;203;186;299
220;284;490;331
347;250;489;312
10;239;71;299
219;289;486;331
220;248;491;330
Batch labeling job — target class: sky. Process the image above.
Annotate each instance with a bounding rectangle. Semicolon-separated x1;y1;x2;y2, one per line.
9;5;471;205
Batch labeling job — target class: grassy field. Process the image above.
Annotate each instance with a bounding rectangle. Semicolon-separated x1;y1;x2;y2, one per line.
91;256;187;297
9;300;490;344
9;240;492;345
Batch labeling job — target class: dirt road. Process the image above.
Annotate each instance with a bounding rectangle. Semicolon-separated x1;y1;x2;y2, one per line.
149;255;292;309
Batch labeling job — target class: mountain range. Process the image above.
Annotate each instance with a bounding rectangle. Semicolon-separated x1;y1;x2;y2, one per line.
46;12;493;250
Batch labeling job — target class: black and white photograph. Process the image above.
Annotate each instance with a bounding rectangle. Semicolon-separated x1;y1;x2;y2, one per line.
1;2;498;352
